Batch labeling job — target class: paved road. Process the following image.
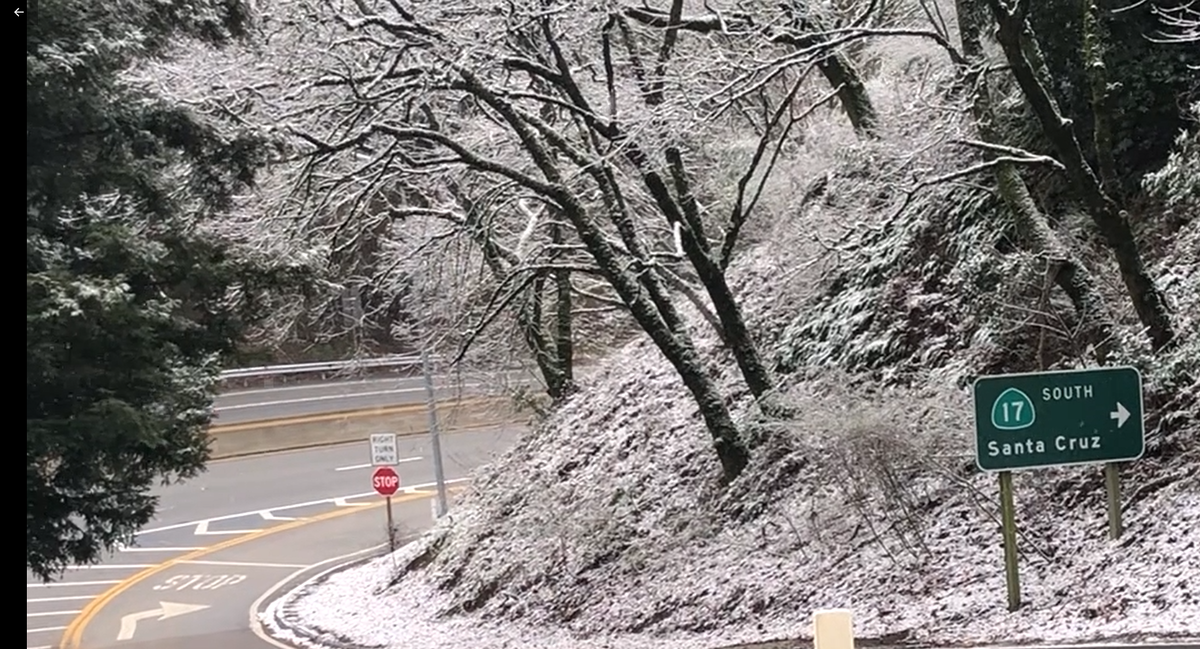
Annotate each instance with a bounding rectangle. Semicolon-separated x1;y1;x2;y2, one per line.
213;368;536;425
27;425;520;649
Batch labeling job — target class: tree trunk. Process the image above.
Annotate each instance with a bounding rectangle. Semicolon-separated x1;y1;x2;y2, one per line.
780;2;879;138
957;0;1118;362
985;0;1177;352
692;255;775;397
520;272;557;395
660;147;775;399
816;53;879;138
552;188;749;481
458;52;750;481
441;183;575;404
993;166;1116;361
1079;0;1118;191
549;219;576;399
609;8;776;400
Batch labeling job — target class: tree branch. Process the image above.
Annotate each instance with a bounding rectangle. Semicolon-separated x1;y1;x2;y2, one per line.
658;267;726;340
952;138;1066;169
621;5;754;32
721;73;837;269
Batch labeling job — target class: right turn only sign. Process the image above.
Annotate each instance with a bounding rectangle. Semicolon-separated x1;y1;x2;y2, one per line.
972;366;1145;471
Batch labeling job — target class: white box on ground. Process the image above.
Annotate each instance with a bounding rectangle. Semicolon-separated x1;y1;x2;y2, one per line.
813;609;854;649
369;433;398;466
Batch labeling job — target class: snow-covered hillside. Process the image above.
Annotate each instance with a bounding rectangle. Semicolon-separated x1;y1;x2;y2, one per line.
255;5;1200;647
267;349;1199;647
262;131;1200;648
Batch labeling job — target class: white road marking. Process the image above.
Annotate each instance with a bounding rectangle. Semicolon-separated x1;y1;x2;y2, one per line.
139;492;375;535
27;595;96;602
194;520;259;536
257;510;296;521
216;384;482;411
332;497;372;507
29;645;53;649
219;377;415;398
28;579;121;588
334;455;422;471
27;609;82;617
138;478;469;536
27;626;66;634
119;546;204;552
117;602;209;640
154;574;247;591
180;559;307;568
64;564;156;570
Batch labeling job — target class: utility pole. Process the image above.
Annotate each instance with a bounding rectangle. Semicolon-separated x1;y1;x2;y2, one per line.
420;345;449;518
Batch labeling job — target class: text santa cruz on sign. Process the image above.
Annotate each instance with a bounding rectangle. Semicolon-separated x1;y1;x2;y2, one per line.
972;366;1145;472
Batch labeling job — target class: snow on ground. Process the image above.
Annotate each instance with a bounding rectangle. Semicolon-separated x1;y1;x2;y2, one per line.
266;325;1200;648
264;58;1200;649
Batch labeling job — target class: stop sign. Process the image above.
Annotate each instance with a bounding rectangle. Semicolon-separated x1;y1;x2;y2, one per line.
372;466;400;497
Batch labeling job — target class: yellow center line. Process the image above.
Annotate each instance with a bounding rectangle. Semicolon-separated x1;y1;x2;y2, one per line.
208;397;505;433
59;490;437;649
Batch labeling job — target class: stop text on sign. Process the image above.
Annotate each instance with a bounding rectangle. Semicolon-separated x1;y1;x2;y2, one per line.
372;466;401;496
973;366;1144;472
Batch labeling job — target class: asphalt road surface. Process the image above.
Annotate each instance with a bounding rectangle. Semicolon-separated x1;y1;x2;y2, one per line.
27;425;521;649
213;368;536;425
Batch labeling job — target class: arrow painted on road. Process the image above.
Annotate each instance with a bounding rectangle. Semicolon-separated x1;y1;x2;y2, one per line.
117;601;209;640
1110;402;1130;428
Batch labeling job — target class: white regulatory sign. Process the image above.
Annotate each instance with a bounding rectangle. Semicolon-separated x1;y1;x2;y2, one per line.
370;432;398;466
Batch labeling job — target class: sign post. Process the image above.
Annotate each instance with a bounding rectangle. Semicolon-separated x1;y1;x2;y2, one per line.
997;470;1020;611
372;465;401;552
973;366;1145;610
1104;463;1123;539
369;433;400;550
419;346;449;518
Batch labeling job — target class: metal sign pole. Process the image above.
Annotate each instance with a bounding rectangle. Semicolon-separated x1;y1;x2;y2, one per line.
420;345;449;518
385;495;395;553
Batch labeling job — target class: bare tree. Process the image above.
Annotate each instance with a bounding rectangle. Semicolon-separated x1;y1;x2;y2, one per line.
395;178;585;403
949;0;1119;363
620;0;881;137
982;0;1178;352
275;0;846;480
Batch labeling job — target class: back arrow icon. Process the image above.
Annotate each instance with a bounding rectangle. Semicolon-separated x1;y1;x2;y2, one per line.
15;8;24;15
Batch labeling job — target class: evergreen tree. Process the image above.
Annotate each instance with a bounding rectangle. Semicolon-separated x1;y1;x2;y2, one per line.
26;0;281;580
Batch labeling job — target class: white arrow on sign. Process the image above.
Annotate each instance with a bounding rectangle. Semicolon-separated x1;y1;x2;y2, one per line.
117;601;210;640
1110;402;1130;428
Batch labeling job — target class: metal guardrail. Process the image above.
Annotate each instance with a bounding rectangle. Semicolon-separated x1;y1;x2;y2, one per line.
220;355;430;380
217;355;462;390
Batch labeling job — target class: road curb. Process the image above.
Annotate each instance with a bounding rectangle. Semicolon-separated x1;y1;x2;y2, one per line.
710;638;1200;649
264;548;399;649
259;555;1200;649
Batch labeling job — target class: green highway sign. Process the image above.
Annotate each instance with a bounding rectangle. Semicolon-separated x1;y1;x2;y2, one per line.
973;366;1144;472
